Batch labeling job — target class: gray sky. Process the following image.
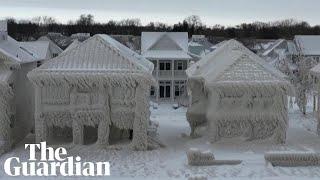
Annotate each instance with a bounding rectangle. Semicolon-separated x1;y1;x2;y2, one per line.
0;0;319;26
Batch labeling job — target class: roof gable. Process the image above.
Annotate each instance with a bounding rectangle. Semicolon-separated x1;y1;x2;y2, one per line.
216;54;280;82
149;34;182;51
187;39;288;85
141;32;188;53
35;34;153;74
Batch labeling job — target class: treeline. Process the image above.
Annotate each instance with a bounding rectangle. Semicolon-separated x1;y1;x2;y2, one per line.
5;15;320;41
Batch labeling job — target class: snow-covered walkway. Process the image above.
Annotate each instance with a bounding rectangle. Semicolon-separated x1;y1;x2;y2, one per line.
1;103;320;179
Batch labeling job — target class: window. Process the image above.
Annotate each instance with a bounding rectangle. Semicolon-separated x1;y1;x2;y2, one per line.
174;81;186;97
52;53;59;58
177;62;183;70
166;62;171;70
37;61;42;67
150;86;155;96
175;61;186;70
159;61;171;70
9;83;14;89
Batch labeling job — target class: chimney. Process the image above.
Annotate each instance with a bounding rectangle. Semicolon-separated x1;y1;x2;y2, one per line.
0;20;8;41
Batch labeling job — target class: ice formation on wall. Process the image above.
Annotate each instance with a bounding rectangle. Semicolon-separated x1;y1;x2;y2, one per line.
0;68;13;153
28;34;156;150
186;40;293;143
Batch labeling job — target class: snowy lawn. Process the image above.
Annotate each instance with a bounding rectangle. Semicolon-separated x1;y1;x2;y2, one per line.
1;103;320;179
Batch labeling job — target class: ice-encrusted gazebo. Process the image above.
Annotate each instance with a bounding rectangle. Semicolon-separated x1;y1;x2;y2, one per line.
28;34;155;150
186;40;293;144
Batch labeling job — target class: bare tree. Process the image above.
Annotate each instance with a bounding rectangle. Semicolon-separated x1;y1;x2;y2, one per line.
118;18;141;26
31;16;57;26
76;14;94;26
184;15;202;28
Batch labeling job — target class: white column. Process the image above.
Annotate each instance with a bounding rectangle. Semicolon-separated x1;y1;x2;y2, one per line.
156;59;159;102
316;86;320;136
171;60;174;102
35;86;47;143
72;118;84;145
132;84;149;150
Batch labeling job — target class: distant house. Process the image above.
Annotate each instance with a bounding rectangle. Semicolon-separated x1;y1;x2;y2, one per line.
294;35;320;62
261;39;287;59
20;38;63;66
188;35;214;57
141;32;193;103
0;20;62;154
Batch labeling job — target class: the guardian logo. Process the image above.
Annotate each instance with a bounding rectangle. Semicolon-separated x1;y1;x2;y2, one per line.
4;142;110;176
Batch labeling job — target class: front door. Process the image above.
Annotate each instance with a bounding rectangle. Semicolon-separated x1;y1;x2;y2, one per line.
159;81;171;99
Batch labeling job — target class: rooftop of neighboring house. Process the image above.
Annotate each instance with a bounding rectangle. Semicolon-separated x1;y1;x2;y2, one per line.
190;35;214;50
141;32;192;60
0;20;57;65
294;35;320;56
0;36;37;64
261;39;286;57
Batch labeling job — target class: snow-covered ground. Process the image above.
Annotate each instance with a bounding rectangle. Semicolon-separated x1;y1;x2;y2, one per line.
1;101;320;179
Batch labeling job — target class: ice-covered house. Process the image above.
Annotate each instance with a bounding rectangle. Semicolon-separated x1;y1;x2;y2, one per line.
186;39;292;143
189;35;214;57
294;35;320;62
27;34;155;150
141;32;192;103
0;20;60;154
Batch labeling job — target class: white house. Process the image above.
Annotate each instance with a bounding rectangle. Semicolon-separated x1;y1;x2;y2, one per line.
294;35;320;62
28;34;156;151
0;20;62;154
141;32;192;103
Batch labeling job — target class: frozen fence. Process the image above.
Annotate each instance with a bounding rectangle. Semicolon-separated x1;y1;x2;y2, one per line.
265;151;320;167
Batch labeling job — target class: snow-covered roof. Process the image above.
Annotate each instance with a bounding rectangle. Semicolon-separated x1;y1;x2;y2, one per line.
141;32;191;60
28;34;155;85
210;40;227;51
188;41;202;47
262;39;285;57
20;41;50;60
294;35;320;56
0;36;37;64
37;36;63;55
63;39;81;52
187;39;291;88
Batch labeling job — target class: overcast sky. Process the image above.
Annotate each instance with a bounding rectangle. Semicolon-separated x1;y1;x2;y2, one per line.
0;0;319;26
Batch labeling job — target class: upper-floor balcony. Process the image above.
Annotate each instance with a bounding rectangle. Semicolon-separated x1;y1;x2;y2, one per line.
153;69;187;79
